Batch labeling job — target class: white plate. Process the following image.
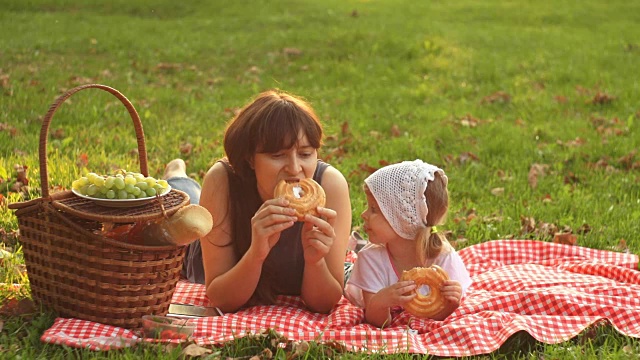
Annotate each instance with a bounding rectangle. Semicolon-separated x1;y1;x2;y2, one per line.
71;185;171;208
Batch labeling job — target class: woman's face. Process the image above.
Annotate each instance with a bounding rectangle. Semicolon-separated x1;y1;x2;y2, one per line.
252;131;318;201
360;191;398;245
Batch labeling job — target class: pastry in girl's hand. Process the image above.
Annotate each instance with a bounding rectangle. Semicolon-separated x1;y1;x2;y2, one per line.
400;265;449;318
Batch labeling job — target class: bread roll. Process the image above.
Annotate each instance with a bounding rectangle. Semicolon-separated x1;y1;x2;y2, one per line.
123;204;213;246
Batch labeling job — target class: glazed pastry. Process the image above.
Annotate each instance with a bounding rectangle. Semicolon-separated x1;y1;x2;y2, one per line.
400;265;449;318
274;178;326;221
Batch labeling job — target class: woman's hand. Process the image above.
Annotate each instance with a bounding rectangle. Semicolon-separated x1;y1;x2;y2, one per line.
250;197;298;261
300;206;337;265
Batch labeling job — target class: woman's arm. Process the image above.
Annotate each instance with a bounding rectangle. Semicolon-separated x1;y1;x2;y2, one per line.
300;166;352;313
199;163;262;312
200;162;298;312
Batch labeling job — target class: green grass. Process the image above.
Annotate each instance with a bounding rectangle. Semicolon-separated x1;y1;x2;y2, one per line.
1;0;640;358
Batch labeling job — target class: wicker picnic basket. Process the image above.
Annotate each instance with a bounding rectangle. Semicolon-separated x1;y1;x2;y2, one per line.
8;84;190;329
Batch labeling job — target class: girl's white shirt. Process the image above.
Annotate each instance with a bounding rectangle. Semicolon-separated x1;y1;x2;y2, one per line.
344;243;473;308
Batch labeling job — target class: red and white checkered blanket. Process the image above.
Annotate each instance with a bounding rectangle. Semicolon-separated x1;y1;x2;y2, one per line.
41;240;640;357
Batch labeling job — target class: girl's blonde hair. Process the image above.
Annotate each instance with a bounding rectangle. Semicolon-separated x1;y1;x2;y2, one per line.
415;171;451;265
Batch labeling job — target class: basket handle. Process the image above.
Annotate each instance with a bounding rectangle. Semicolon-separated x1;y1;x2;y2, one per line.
39;84;148;198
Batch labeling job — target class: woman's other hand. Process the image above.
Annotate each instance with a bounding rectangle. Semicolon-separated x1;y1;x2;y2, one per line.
300;206;337;265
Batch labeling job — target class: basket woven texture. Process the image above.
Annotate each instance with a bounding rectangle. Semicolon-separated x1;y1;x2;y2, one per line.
9;84;190;329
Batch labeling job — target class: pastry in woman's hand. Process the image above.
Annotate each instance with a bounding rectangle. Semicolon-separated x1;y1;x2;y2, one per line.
274;178;326;221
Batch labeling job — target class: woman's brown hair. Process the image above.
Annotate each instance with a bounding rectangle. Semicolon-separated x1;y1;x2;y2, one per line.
219;89;323;304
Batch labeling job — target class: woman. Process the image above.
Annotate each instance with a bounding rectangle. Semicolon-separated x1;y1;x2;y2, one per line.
164;89;352;314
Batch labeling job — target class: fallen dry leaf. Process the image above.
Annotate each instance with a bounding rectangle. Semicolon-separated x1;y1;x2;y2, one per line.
450;237;468;249
459;114;481;127
292;340;310;356
0;122;18;136
247;65;261;74
575;85;591;96
556;137;586;147
592;116;628;139
179;142;193;155
528;163;549;189
538;222;559;237
390;124;402;137
553;95;568;103
77;153;89;168
14;164;29;186
457;152;480;165
490;187;504;196
589;91;615;105
0;298;36;318
553;232;577;246
358;163;378;174
576;223;592;234
0;73;10;89
615;239;628;253
617;150;638;170
283;47;303;56
261;348;273;359
520;216;536;234
563;171;580;185
341;121;350;136
480;91;511;104
156;63;182;71
496;169;513;181
181;343;213;357
51;128;66;139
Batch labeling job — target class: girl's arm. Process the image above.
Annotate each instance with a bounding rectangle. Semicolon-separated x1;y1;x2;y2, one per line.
300;166;352;313
362;280;417;328
362;290;393;328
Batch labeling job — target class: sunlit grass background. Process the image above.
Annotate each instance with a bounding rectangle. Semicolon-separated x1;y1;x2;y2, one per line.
1;0;639;358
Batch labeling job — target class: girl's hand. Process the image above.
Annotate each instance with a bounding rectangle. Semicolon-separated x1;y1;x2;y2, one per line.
300;206;337;264
440;280;463;306
371;281;417;309
250;197;298;260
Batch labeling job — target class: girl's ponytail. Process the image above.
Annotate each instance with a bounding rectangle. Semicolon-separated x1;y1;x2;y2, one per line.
416;226;450;265
416;171;451;264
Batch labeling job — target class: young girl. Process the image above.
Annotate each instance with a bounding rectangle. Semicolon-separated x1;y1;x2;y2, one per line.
344;160;471;327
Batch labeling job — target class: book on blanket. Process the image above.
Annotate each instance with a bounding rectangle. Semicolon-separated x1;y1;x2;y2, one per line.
167;303;223;318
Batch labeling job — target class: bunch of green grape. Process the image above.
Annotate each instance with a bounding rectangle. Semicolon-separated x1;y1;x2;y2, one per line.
72;170;171;200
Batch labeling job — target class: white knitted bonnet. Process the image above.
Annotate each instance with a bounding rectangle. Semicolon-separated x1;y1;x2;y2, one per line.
364;159;447;240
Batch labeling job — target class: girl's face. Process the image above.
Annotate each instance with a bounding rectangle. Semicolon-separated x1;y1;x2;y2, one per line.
361;191;399;245
252;131;318;201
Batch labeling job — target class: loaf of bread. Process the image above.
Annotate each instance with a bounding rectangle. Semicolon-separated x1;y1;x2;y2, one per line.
145;204;214;246
103;204;213;246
